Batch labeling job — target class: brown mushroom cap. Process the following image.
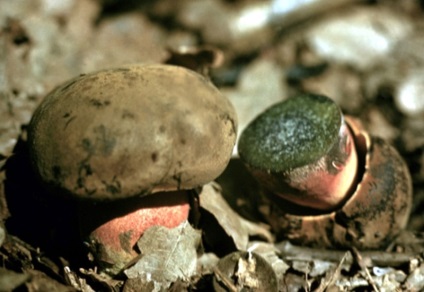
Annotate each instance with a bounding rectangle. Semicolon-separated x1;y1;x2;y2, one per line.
28;64;237;200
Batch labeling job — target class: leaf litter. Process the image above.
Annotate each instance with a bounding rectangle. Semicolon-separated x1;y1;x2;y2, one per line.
124;221;201;291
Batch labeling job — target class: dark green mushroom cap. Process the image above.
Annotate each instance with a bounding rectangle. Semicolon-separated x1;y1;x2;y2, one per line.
238;94;342;172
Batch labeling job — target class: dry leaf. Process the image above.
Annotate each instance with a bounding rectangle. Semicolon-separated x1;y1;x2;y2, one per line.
199;183;272;251
247;241;289;283
404;262;424;291
0;268;29;291
213;251;279;291
124;221;201;291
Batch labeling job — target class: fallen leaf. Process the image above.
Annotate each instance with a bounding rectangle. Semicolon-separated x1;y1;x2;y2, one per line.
0;268;29;291
247;241;289;283
199;183;273;252
404;262;424;291
124;221;201;291
213;251;279;291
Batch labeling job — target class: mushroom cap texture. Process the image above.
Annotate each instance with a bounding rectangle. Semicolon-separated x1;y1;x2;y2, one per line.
238;93;341;172
28;64;237;200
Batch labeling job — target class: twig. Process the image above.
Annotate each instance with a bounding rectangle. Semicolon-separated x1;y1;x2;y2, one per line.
275;241;418;267
213;267;238;292
351;247;380;292
314;251;349;292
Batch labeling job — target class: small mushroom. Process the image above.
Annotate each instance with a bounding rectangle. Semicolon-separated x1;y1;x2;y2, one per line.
27;64;238;274
238;93;358;211
238;93;412;249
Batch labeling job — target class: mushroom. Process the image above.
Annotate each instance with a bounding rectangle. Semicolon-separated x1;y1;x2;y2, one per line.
238;93;358;211
238;93;412;249
27;64;237;274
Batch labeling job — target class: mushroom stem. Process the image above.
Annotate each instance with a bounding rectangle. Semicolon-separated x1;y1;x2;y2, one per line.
79;190;190;275
274;120;358;210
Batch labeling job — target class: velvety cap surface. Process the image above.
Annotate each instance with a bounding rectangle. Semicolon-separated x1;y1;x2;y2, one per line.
238;94;341;172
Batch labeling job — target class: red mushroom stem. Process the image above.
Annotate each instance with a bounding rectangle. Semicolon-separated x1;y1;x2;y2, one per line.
79;190;190;274
276;120;358;211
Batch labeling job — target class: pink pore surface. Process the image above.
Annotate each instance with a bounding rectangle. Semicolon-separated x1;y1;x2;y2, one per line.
90;190;190;253
282;125;359;211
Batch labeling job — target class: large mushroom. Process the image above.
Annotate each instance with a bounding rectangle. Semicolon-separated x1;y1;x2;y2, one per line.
27;64;237;274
